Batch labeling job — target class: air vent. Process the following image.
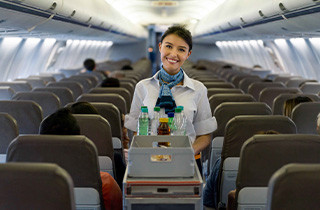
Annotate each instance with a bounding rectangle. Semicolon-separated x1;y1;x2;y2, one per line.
259;10;265;18
49;2;57;10
70;10;76;17
281;27;288;31
240;17;246;24
279;3;288;12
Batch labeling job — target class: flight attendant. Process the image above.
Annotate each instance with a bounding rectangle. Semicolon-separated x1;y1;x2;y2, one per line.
125;25;216;168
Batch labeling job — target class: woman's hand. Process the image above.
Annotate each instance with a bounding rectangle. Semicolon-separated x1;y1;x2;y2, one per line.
192;134;211;155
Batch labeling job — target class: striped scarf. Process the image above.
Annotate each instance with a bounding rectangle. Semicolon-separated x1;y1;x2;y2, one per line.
155;67;184;114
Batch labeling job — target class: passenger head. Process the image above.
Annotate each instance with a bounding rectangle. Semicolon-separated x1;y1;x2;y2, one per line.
283;96;313;117
159;25;192;75
39;108;80;135
255;130;280;135
100;77;120;87
69;102;99;114
121;65;133;70
253;64;262;69
83;58;96;72
196;65;207;70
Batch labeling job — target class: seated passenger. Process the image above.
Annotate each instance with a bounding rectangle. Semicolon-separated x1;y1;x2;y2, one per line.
69;102;127;189
83;58;109;78
100;77;120;87
283;96;313;117
121;64;133;70
39;108;122;210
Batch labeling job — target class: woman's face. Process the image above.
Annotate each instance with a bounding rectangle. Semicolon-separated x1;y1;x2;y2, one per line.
159;34;192;75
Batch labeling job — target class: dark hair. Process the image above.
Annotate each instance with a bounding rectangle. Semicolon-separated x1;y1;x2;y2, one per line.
255;130;280;135
121;65;133;70
283;96;313;117
39;108;80;135
83;58;95;71
100;77;120;87
70;102;99;114
160;25;192;52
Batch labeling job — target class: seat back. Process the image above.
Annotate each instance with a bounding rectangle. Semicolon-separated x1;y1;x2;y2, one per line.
236;134;320;199
0;87;15;100
248;82;285;100
77;93;127;114
33;87;74;106
209;94;255;115
12;91;61;118
120;81;135;97
0;113;18;154
6;135;104;207
286;79;317;88
15;78;46;88
71;75;98;87
238;77;262;93
231;75;260;88
291;102;320;134
0;101;42;134
272;93;319;115
39;72;66;81
258;87;302;108
300;82;320;94
207;88;244;99
29;75;56;83
79;72;105;83
90;87;132;111
0;81;32;92
61;78;93;93
47;81;83;99
203;82;235;89
267;163;320;210
0;163;75;210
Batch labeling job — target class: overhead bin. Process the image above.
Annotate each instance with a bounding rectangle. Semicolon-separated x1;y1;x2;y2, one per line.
13;0;63;11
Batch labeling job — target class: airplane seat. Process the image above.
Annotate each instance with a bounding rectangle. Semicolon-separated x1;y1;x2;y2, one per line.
194;78;223;83
120;81;135;97
28;75;56;83
0;87;15;100
274;76;302;84
72;114;116;178
238;77;262;93
207;88;244;99
60;77;93;93
6;135;104;210
285;78;318;88
0;113;18;163
14;78;46;88
291;102;320;134
218;115;297;207
231;75;259;88
248;82;285;101
203;82;235;89
0;100;42;134
89;87;132;111
65;102;122;140
236;134;320;210
33;87;74;107
209;102;272;172
266;163;320;210
300;82;320;94
0;163;75;210
225;72;241;82
39;72;66;81
47;81;83;99
209;94;255;116
79;71;105;83
12;91;61;118
119;77;138;86
77;93;127;114
258;87;302;108
59;68;82;78
0;81;32;92
71;75;99;87
272;93;319;115
250;69;272;78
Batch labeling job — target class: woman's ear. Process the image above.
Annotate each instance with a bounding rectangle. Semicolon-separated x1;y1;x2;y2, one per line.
187;50;192;58
158;42;162;52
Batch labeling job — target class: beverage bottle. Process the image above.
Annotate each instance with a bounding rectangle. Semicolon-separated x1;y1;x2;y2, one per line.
157;118;171;147
174;107;186;135
167;112;176;135
151;106;160;135
137;107;149;135
157;118;170;135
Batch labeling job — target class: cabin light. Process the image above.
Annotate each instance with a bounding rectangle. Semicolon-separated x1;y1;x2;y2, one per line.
3;37;22;45
215;41;221;46
289;38;305;45
26;38;41;44
66;39;73;46
44;38;56;45
257;40;263;46
237;41;243;45
190;19;198;24
249;40;257;45
309;37;320;44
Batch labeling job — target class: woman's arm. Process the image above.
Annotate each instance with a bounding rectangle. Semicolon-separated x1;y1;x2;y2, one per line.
192;134;211;155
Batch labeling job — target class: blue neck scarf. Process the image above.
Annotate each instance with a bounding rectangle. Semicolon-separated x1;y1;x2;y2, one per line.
155;66;184;114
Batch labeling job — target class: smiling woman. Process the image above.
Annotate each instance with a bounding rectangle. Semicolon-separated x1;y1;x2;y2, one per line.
125;25;217;160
